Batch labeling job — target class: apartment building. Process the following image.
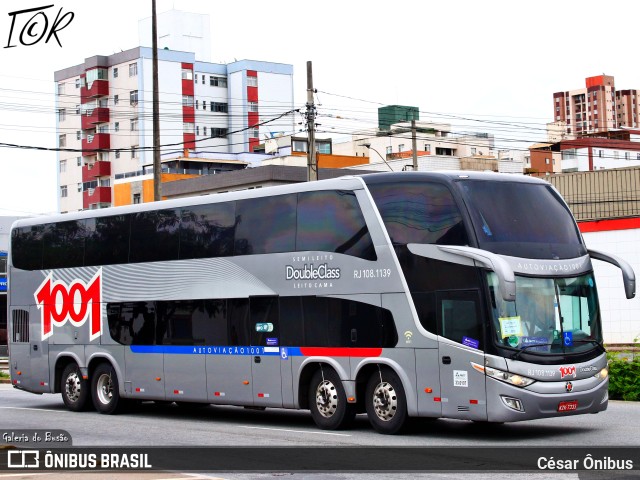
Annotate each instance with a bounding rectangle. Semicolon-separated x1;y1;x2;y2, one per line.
54;48;294;211
553;74;639;137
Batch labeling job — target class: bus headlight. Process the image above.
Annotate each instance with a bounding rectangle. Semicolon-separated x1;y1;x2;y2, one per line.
594;367;608;381
485;366;535;387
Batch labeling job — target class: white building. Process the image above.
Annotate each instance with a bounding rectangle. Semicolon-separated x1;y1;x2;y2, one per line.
54;48;294;212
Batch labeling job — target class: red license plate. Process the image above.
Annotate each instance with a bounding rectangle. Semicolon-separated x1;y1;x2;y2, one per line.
558;400;578;412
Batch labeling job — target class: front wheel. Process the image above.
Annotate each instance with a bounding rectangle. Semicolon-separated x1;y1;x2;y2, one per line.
308;368;355;430
61;363;91;411
91;363;126;414
365;368;408;434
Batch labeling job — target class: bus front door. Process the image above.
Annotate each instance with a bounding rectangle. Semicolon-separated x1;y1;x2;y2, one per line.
436;290;487;421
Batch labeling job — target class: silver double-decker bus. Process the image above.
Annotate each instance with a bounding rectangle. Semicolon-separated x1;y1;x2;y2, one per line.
7;172;635;434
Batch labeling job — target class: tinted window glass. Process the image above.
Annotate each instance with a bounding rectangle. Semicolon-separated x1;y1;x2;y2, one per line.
11;225;45;270
438;290;483;349
85;215;130;266
279;297;304;346
227;298;250;345
42;220;86;269
368;182;468;245
235;195;296;255
297;191;376;260
456;180;586;259
107;302;156;346
130;209;180;263
180;202;236;259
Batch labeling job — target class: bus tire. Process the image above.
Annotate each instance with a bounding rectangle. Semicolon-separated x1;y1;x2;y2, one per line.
308;368;355;430
91;363;125;414
365;368;407;435
61;363;91;412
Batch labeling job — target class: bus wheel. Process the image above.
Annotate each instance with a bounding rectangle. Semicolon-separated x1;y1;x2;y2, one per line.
308;368;355;430
61;363;90;412
91;363;124;414
365;368;407;434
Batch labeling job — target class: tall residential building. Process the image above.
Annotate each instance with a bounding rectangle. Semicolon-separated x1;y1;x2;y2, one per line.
553;74;639;137
54;47;294;212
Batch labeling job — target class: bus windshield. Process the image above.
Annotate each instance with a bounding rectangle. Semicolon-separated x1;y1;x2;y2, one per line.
488;272;603;355
456;180;586;260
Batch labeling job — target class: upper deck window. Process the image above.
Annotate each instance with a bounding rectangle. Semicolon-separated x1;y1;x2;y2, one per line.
456;180;585;260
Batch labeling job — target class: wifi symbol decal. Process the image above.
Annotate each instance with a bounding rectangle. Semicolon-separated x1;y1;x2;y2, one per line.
404;331;413;343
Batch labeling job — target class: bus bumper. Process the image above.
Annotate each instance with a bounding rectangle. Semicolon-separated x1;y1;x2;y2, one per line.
486;377;609;423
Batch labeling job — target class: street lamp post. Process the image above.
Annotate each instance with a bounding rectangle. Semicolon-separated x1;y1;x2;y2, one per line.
361;143;394;172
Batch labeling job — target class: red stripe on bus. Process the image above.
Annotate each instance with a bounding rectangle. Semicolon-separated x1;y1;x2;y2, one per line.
299;347;383;357
578;217;640;233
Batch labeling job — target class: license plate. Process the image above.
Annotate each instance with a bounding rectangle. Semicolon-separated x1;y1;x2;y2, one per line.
558;400;578;412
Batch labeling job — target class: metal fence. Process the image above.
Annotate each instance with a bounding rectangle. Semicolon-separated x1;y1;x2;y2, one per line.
547;167;640;222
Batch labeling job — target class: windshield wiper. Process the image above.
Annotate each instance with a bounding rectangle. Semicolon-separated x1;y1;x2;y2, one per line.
511;343;555;361
571;339;605;353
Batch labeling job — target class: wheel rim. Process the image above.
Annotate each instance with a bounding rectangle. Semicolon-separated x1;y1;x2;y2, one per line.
315;380;338;418
372;381;397;422
96;373;114;405
65;371;82;403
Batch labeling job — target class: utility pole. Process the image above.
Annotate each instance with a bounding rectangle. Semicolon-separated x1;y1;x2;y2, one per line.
152;0;161;201
306;61;317;181
411;119;418;171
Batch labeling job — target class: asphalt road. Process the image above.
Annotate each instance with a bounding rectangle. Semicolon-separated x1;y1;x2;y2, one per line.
1;384;639;479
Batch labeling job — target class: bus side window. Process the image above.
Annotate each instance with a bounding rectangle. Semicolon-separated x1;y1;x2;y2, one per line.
437;291;483;349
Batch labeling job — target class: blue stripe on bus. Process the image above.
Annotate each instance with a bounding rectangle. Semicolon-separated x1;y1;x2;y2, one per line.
129;345;303;356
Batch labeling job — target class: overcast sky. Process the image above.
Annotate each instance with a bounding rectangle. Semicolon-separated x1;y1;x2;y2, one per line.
0;0;637;215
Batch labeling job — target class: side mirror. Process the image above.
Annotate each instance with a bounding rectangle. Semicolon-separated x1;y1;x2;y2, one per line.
407;244;516;302
589;249;636;299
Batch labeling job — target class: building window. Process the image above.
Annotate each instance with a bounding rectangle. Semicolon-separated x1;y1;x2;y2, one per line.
181;68;193;80
129;63;137;77
59;134;66;147
203;126;208;136
545;158;550;164
113;67;118;78
57;82;64;95
130;90;138;105
196;125;200;136
249;101;258;112
398;144;404;152
211;102;228;113
77;183;82;193
58;108;66;121
210;76;227;87
75;78;80;89
115;150;120;159
183;123;195;134
130;118;138;131
60;160;67;173
76;130;81;140
131;146;138;158
60;185;68;198
114;122;119;132
75;104;80;115
211;128;228;138
625;152;630;160
386;146;392;155
471;147;477;155
203;101;207;110
196;100;199;109
114;94;119;105
293;140;307;152
247;75;258;87
182;95;194;107
251;127;259;138
77;157;82;166
202;74;205;84
133;193;141;204
424;144;431;153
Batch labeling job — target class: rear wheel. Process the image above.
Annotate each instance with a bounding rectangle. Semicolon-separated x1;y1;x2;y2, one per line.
61;363;90;411
91;363;126;414
365;368;407;434
308;368;355;430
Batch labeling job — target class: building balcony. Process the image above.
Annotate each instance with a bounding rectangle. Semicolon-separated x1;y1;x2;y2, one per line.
82;161;111;182
81;107;109;130
81;79;109;101
82;133;110;156
83;186;111;207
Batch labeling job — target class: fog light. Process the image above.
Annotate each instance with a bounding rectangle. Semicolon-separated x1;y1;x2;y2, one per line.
500;395;524;412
